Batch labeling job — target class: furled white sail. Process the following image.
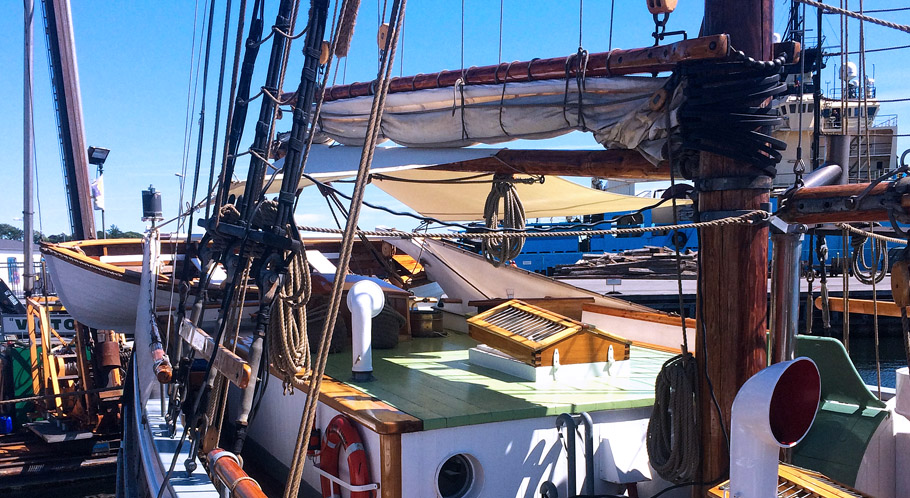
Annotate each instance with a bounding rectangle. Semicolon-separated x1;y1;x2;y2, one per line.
316;77;674;163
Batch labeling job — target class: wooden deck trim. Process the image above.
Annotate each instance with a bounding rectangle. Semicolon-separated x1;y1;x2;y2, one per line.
41;243;128;278
631;340;693;355
582;303;697;329
267;366;423;435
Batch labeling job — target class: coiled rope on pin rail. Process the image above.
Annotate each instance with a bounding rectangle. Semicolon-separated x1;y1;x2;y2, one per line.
848;225;888;285
268;248;313;391
482;174;529;266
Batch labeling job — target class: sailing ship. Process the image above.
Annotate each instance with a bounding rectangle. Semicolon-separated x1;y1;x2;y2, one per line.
9;1;910;498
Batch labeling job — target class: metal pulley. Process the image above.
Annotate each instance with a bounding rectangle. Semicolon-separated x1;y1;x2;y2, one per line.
646;0;677;15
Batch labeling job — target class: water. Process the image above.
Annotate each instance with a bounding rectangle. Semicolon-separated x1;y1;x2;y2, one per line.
850;332;905;389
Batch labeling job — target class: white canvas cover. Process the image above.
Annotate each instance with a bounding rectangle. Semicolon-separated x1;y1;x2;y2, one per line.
316;77;675;163
370;169;667;222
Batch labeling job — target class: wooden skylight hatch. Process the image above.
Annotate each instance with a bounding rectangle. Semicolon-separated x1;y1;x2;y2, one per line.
467;300;631;367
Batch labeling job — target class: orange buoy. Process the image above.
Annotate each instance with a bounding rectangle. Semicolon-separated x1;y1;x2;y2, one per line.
319;414;372;498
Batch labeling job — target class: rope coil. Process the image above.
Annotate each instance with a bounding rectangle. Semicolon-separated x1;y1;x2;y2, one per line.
848;226;888;285
269;249;313;391
647;353;699;483
482;175;526;266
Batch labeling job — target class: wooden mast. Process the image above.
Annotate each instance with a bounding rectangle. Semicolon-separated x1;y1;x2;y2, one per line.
696;0;773;489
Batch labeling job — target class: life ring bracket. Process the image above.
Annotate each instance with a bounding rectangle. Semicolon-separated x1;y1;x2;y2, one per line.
313;466;379;493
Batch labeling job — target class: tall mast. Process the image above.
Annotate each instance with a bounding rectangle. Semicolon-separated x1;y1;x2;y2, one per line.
24;0;35;295
697;0;774;488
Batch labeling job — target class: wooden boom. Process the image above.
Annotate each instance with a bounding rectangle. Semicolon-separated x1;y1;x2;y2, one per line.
283;35;730;103
779;182;910;224
426;149;670;180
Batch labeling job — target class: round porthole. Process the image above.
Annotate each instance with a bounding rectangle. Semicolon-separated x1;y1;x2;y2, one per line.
437;453;481;498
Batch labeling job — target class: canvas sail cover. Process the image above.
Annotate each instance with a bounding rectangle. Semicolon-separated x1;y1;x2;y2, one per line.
316;77;675;164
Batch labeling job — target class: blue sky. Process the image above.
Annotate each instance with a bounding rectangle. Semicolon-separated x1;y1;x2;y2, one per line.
1;1;908;235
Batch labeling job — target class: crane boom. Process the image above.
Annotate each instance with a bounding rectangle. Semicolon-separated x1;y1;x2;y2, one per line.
40;0;95;240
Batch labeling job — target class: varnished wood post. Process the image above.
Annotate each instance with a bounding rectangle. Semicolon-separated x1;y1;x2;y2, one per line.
696;0;774;491
379;433;402;498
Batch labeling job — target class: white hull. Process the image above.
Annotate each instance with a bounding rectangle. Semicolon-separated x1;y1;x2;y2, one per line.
387;237;652;314
43;248;177;332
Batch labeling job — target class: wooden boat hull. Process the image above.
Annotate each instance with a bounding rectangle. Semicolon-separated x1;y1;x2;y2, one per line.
41;239;181;331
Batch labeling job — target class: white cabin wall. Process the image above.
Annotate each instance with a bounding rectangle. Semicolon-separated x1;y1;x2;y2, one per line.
399;407;671;498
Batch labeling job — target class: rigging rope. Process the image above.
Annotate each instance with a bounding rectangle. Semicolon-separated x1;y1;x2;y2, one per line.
794;0;910;34
836;222;908;245
297;210;769;239
646;96;699;485
283;2;403;498
204;0;235;222
482;176;526;266
842;228;851;352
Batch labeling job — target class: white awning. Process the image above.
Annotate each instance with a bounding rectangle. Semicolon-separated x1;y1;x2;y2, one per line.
370;169;667;222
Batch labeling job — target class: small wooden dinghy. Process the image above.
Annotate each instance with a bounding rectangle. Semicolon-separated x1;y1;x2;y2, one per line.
40;238;193;331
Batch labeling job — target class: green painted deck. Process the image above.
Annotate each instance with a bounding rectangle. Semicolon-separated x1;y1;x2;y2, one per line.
323;333;672;430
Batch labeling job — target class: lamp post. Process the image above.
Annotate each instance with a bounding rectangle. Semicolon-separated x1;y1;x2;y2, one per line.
88;146;110;238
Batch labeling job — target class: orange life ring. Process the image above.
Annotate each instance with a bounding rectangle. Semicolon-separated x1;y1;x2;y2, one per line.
319;414;372;498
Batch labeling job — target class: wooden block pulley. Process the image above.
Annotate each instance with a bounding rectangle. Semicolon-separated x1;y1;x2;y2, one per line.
647;0;678;15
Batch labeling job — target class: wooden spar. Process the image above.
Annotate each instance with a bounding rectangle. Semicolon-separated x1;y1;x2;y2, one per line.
425;149;671;180
778;182;910;224
282;35;730;103
817;296;905;318
696;0;773;490
43;0;95;240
